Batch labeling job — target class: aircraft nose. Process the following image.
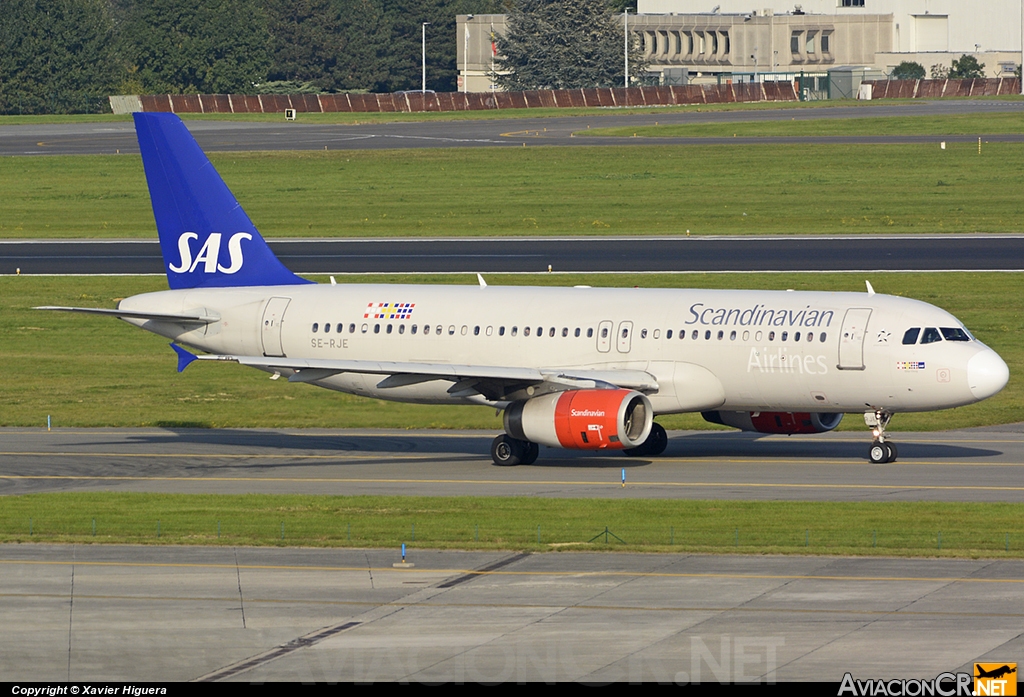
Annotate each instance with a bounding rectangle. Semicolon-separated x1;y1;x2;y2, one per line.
967;349;1009;400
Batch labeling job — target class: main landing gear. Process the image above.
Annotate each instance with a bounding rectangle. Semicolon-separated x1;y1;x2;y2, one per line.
625;423;668;457
865;409;898;464
490;434;539;466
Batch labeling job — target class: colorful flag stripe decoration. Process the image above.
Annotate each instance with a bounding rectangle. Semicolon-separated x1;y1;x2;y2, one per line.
896;361;926;370
364;302;415;320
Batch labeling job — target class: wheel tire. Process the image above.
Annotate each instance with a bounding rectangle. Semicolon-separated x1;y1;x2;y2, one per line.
491;434;524;466
646;423;668;456
885;442;898;463
624;423;667;457
521;441;540;465
869;441;888;464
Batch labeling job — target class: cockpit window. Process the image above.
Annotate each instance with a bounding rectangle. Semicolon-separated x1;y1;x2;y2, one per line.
902;328;920;345
920;327;942;344
941;327;971;342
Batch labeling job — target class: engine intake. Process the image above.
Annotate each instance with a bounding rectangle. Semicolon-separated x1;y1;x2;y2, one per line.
702;410;843;434
505;389;653;449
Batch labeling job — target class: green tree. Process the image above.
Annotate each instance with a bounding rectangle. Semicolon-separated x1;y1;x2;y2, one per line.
891;61;925;80
0;0;121;114
949;54;985;79
115;0;271;94
264;0;392;92
494;0;647;91
375;0;501;93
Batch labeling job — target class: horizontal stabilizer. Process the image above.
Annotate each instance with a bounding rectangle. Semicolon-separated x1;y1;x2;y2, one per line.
35;306;218;323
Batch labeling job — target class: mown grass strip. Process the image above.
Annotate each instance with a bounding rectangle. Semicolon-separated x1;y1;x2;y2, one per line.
2;493;1023;558
4;272;1021;431
4;141;1024;238
587;112;1024;138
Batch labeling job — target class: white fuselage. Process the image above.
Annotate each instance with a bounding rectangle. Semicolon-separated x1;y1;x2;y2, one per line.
119;283;1008;415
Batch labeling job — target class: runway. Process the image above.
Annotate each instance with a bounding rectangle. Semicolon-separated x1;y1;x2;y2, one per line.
3;426;1024;501
5;234;1024;275
3;100;1023;155
1;544;1020;682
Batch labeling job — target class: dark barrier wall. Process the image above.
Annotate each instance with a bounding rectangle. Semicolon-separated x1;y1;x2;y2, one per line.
863;78;1021;99
128;83;803;114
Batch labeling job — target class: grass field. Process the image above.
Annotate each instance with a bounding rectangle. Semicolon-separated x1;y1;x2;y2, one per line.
2;493;1023;557
6;271;1020;431
587;112;1024;138
4;141;1024;238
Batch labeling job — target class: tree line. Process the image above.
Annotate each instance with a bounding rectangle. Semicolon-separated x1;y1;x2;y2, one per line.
0;0;509;114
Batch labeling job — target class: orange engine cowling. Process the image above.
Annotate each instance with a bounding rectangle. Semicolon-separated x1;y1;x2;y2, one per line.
504;389;653;450
702;410;844;434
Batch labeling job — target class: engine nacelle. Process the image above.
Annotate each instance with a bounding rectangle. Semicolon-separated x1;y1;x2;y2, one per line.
504;389;653;450
702;410;844;434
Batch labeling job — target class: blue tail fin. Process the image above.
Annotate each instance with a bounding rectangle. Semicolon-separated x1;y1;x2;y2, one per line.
133;112;311;290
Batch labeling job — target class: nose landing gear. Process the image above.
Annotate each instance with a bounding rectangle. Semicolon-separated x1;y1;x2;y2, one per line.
865;409;897;463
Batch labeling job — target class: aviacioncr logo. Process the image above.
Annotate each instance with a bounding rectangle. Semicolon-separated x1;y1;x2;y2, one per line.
168;232;252;274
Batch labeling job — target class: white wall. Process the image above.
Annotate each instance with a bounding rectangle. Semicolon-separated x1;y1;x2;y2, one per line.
638;1;1022;53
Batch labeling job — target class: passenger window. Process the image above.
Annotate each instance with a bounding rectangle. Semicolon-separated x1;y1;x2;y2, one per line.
794;332;801;342
654;329;661;339
742;331;749;341
768;331;775;341
486;326;493;336
398;324;405;334
512;326;518;336
374;324;380;334
337;323;344;333
806;332;813;342
461;326;468;336
921;327;942;344
361;323;368;333
704;330;711;340
717;330;723;340
692;330;698;340
349;324;355;333
499;326;505;336
820;332;826;342
538;327;543;337
781;331;788;341
601;327;608;338
562;327;568;337
324;323;330;333
312;323;319;333
524;327;531;336
449;325;456;336
436;325;442;335
549;327;555;337
474;326;480;336
941;327;970;342
386;324;392;334
641;329;648;339
423;324;430;334
730;330;736;340
586;328;593;338
412;325;418;334
666;330;673;339
902;328;920;345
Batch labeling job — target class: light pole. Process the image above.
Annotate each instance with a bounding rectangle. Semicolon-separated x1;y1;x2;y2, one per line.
422;22;430;92
624;9;629;88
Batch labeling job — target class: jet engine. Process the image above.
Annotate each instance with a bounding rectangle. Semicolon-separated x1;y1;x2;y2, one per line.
702;410;844;434
504;389;653;450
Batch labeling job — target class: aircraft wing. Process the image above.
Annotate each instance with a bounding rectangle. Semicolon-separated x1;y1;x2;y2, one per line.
36;306;218;324
196;353;659;400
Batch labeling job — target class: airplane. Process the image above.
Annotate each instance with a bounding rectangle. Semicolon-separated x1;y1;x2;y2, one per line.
39;113;1010;466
